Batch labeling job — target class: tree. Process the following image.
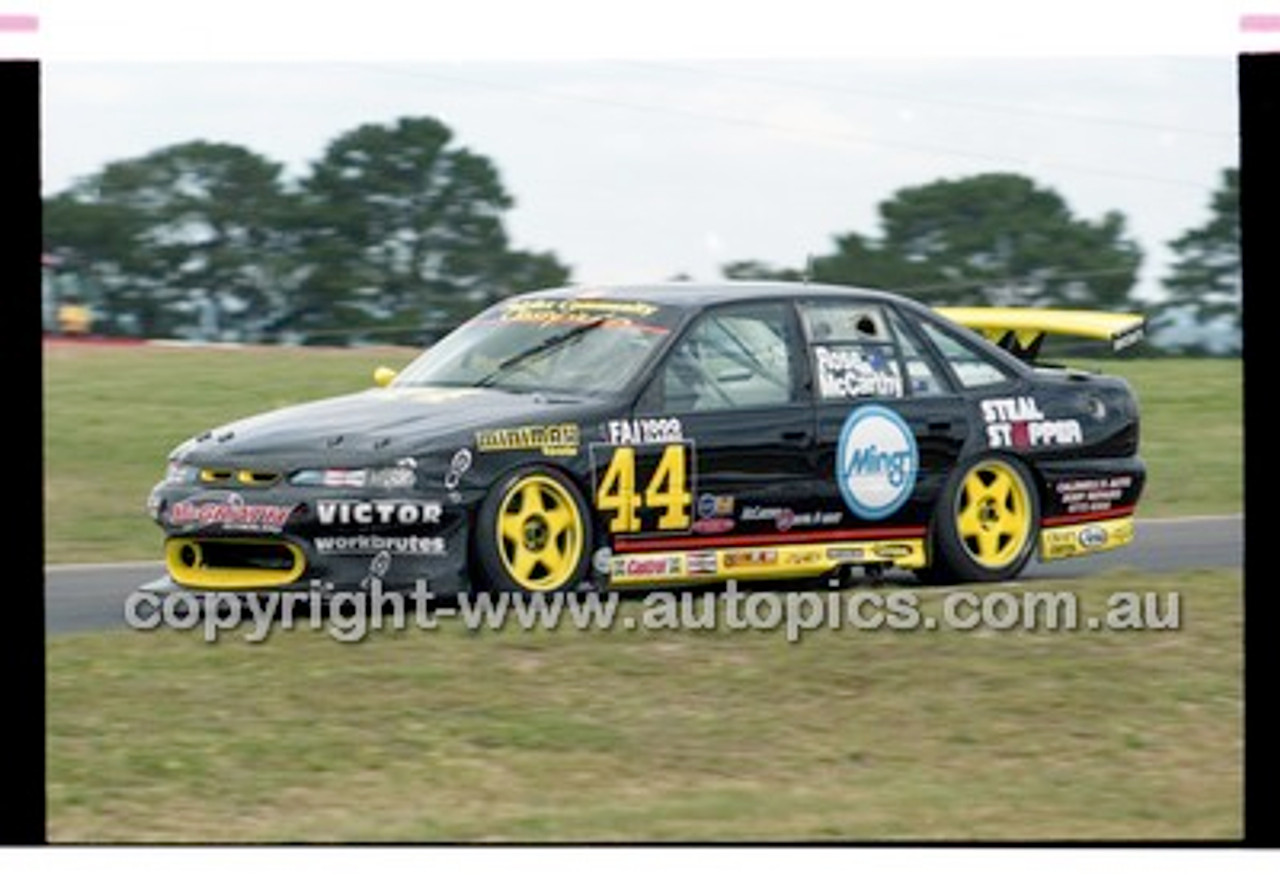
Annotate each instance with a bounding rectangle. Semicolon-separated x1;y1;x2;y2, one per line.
721;260;803;281
294;116;570;339
723;173;1144;310
1160;167;1239;328
43;141;299;338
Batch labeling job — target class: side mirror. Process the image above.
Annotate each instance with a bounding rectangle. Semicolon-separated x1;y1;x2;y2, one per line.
373;366;398;387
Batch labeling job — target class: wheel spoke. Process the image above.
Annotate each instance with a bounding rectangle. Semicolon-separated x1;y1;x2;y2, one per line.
511;546;540;582
957;503;986;538
994;510;1025;537
499;511;525;545
963;474;988;507
542;504;572;537
977;526;1003;559
539;544;569;577
524;481;548;515
988;474;1013;509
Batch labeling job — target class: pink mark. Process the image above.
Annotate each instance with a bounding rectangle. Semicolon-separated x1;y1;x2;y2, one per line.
1241;13;1280;32
0;14;39;32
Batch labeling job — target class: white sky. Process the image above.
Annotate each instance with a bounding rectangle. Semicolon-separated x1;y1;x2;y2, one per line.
33;3;1250;304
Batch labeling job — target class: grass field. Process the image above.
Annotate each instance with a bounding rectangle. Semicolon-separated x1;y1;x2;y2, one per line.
46;569;1242;841
42;344;1242;563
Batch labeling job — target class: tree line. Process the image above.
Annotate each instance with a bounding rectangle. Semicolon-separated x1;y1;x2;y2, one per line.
42;114;1239;352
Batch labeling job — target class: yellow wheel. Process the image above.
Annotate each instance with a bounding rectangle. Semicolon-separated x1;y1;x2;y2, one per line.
479;468;590;593
955;459;1033;571
924;455;1039;583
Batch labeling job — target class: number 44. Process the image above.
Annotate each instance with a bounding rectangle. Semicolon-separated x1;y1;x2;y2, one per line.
596;444;691;533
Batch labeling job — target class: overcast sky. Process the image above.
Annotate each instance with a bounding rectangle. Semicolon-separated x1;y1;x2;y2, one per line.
38;35;1240;305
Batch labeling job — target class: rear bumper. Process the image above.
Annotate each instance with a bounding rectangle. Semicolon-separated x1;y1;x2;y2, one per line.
1038;514;1136;561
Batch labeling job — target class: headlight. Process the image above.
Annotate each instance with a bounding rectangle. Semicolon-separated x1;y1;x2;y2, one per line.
163;460;198;485
289;463;418;490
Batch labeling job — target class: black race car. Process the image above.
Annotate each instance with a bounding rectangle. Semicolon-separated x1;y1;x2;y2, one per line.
145;282;1146;596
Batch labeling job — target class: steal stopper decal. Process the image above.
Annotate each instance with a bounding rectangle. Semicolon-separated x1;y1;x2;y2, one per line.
837;405;918;520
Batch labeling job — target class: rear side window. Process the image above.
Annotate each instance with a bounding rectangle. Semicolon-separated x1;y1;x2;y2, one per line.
919;320;1011;388
887;312;950;397
801;302;905;400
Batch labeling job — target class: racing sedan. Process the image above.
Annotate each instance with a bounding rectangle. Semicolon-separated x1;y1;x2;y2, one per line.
145;282;1146;596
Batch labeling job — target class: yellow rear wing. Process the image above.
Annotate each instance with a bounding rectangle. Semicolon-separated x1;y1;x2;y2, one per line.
935;306;1146;362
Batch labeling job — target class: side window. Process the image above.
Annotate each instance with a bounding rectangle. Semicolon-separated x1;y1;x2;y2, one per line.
887;312;951;397
919;320;1011;388
801;302;905;401
651;303;796;413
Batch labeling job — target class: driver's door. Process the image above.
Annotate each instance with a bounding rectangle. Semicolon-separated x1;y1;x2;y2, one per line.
593;300;819;560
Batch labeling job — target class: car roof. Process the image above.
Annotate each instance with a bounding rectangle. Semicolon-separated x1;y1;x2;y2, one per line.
510;281;928;314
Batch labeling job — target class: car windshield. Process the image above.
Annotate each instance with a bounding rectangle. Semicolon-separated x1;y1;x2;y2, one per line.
390;296;681;396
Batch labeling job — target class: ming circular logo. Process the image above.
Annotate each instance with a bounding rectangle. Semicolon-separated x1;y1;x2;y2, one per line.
837;405;918;520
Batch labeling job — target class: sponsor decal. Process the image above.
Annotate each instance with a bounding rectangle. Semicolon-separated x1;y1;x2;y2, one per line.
606;417;685;445
1055;475;1134;514
316;500;443;526
444;447;473;490
500;297;666;332
1113;326;1144;350
739;505;842;531
982;397;1083;449
782;550;822;566
697;493;734;519
506;296;660;319
814;344;903;400
872;543;914;559
592;547;614;575
836;405;918;520
692;517;735;534
313;535;446;556
476;423;580;457
723;549;778;568
826;546;866;562
610;554;683;580
168;493;296;532
686;551;719;575
740;505;795;529
1040;518;1134;560
368;551;393;577
1078;525;1109;549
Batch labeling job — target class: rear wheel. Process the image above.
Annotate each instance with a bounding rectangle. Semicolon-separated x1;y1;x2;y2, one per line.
923;454;1039;584
476;467;592;594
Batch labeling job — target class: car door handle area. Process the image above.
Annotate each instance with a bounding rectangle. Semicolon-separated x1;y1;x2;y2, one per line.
780;430;811;443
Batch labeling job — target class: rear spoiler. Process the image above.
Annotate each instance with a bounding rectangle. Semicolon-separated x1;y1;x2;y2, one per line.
935;306;1146;363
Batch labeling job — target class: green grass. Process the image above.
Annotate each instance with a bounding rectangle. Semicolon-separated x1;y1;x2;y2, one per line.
42;345;1243;563
46;569;1242;841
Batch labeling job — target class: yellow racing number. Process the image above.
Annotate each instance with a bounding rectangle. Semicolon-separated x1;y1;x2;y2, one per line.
596;446;643;533
596;444;691;533
645;444;692;530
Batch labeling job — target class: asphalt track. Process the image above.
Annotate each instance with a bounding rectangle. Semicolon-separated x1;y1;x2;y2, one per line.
43;514;1244;636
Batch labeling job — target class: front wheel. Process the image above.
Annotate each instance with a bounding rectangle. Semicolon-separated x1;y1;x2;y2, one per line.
475;466;593;594
923;454;1040;585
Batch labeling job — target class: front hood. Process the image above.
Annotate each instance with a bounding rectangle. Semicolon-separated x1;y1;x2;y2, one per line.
172;385;596;466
